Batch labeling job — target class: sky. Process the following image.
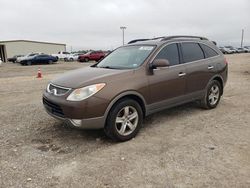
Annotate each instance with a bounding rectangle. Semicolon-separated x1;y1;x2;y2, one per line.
0;0;250;51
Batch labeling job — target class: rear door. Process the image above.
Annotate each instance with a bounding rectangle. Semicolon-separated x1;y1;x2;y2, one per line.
148;43;187;111
181;42;218;96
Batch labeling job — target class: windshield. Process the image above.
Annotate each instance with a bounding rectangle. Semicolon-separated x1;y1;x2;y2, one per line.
97;45;155;69
85;51;91;55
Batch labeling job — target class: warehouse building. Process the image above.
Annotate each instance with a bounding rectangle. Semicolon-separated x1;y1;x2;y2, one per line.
0;40;66;62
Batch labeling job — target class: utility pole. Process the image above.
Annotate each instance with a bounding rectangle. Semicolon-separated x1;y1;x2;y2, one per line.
241;29;244;47
120;26;127;45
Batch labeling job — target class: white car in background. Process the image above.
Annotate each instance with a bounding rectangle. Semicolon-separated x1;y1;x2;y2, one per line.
243;46;250;52
16;53;42;63
51;51;71;60
64;53;85;62
0;58;2;66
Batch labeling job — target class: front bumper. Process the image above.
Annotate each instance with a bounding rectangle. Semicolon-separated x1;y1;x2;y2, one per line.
42;92;108;129
43;105;105;129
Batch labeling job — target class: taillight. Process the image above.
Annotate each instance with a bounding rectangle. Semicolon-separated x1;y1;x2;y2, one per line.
224;58;228;64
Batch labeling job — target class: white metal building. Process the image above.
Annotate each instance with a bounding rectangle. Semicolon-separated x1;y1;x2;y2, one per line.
0;40;66;62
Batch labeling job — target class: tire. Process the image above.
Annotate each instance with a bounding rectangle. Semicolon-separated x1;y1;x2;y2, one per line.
48;60;53;64
70;58;74;61
64;58;68;62
84;57;89;62
104;98;143;142
200;80;222;109
27;61;32;66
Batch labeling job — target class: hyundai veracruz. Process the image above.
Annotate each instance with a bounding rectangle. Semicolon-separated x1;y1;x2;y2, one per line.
43;36;228;141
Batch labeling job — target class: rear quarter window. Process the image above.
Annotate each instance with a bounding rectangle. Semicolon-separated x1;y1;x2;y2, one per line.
181;42;204;63
200;44;219;58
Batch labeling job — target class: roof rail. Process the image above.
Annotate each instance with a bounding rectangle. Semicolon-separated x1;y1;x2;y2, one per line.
160;35;208;41
128;37;167;44
128;39;150;44
128;35;209;44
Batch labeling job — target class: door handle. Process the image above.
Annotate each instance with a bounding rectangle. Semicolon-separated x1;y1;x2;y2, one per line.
208;65;214;70
178;72;186;77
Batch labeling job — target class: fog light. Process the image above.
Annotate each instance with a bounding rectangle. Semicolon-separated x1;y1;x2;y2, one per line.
71;119;82;126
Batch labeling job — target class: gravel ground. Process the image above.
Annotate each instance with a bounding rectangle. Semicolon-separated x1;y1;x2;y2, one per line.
0;55;250;188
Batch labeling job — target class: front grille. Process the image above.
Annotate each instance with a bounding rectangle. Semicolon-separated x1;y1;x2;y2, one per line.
47;83;70;96
43;97;65;118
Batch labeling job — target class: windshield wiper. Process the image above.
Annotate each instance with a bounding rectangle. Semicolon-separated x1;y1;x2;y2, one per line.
98;66;117;69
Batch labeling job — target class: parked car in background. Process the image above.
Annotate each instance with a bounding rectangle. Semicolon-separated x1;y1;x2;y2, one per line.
64;53;85;62
43;35;228;141
16;53;42;63
221;47;234;54
7;55;24;63
20;54;58;65
78;51;105;62
224;46;237;54
219;47;226;54
51;51;71;60
243;46;250;52
0;58;2;66
236;48;245;53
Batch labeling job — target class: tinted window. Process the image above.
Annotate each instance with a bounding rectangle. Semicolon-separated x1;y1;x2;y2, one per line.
200;44;218;58
39;55;49;58
181;43;204;63
155;43;179;66
29;53;37;56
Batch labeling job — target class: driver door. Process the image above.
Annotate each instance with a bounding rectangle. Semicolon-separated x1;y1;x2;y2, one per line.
148;43;187;111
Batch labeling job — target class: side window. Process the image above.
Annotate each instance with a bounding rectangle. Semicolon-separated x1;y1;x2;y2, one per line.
155;43;180;66
200;44;218;58
181;42;205;63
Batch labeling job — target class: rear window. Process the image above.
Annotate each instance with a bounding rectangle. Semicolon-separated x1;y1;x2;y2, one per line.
200;44;218;58
181;43;204;63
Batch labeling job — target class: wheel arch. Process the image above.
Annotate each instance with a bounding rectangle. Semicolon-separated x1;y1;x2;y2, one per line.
209;75;224;95
104;91;147;120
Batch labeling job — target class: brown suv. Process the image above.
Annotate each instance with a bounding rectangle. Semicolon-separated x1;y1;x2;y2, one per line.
43;36;228;141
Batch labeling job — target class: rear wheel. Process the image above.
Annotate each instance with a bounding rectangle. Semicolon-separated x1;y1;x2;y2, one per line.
200;80;222;109
104;99;143;142
84;57;89;62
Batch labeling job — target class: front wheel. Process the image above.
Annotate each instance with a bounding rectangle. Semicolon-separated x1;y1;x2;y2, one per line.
104;99;143;142
200;80;222;109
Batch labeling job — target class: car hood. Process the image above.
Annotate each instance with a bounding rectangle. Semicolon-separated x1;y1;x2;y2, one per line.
51;66;132;89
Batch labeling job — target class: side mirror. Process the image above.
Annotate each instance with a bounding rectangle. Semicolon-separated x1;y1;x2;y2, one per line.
149;59;170;69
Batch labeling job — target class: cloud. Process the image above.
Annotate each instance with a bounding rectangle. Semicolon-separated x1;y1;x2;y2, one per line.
0;0;249;50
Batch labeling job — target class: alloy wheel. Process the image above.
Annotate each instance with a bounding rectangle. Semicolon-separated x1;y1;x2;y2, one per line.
115;106;139;136
208;85;220;105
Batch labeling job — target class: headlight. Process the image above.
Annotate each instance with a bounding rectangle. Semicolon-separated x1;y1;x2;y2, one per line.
66;83;106;101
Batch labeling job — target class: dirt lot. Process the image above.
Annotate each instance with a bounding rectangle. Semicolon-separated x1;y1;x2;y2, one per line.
0;55;250;188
